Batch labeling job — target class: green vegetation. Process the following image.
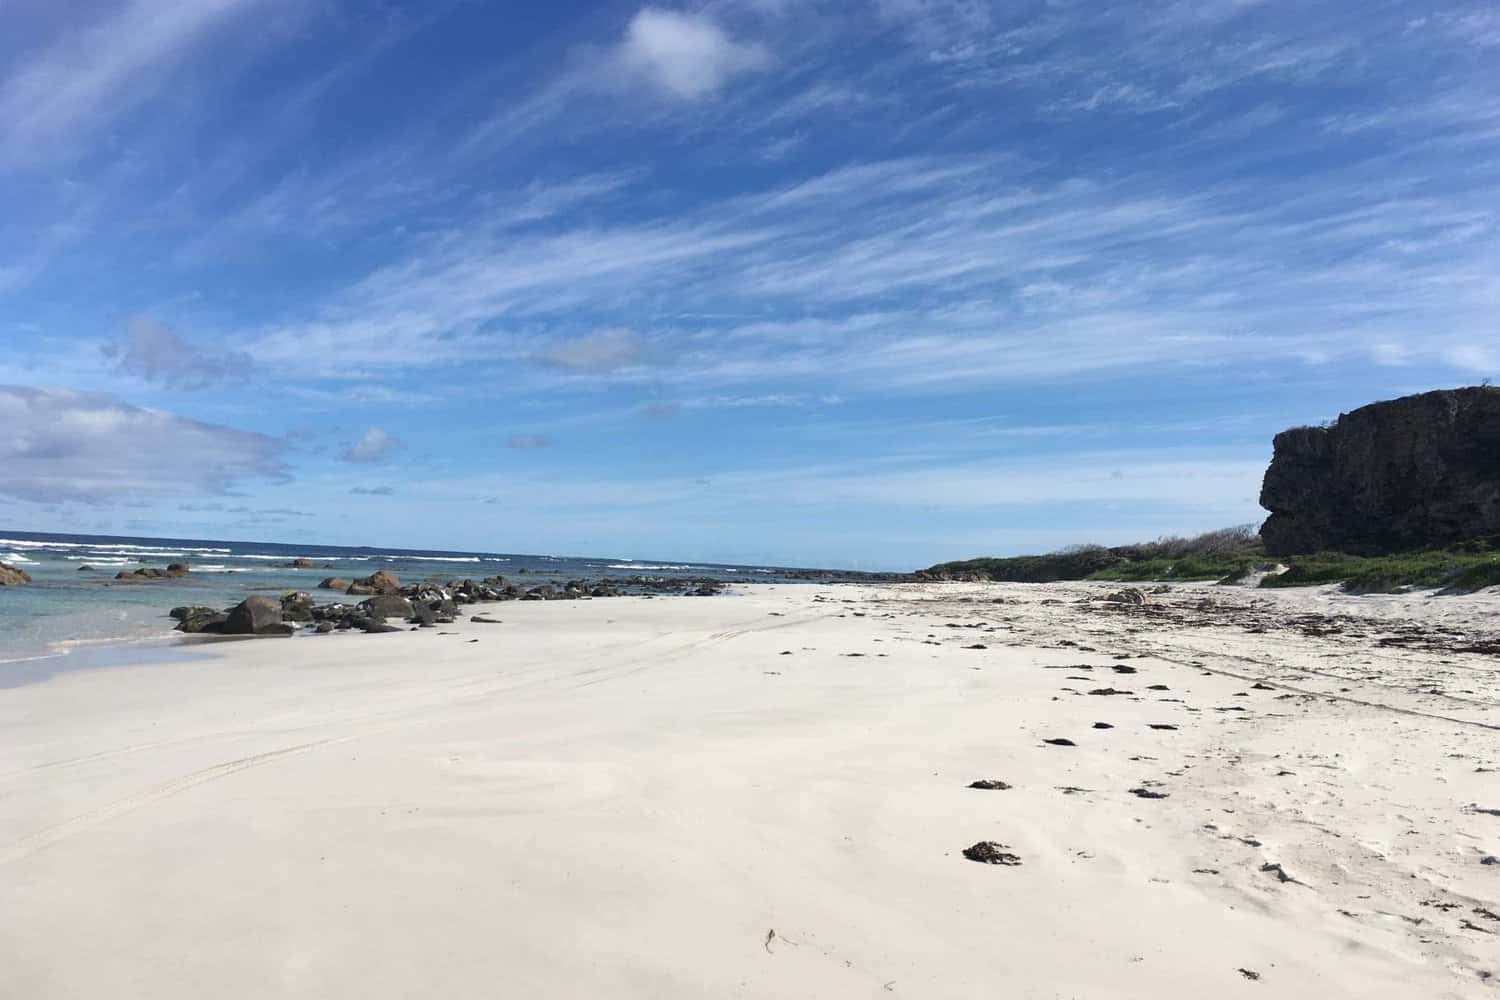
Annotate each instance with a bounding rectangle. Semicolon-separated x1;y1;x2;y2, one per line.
921;526;1263;584
1259;539;1500;593
921;528;1500;593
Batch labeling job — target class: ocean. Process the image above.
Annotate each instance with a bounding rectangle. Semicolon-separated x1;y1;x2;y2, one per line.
0;529;792;668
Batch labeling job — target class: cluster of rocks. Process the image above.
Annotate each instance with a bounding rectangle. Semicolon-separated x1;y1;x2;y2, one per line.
170;570;728;637
0;562;32;586
114;563;191;582
766;568;915;583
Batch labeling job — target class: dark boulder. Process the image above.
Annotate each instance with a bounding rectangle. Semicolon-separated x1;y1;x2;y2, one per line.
1260;387;1500;555
364;622;404;634
280;592;315;623
319;577;352;591
175;607;229;633
0;562;32;586
358;594;414;620
224;596;286;636
287;557;317;569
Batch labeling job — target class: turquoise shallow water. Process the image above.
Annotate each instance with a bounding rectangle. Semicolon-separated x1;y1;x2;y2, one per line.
0;530;787;670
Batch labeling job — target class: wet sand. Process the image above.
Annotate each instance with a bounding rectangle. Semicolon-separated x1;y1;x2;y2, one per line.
2;582;1497;998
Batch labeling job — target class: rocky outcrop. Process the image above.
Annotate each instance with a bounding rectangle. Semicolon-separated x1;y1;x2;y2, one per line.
318;577;351;591
1260;387;1500;556
115;563;190;581
0;562;32;586
347;569;400;595
158;573;735;640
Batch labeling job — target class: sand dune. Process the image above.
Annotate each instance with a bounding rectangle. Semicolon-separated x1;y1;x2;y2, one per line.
2;582;1497;998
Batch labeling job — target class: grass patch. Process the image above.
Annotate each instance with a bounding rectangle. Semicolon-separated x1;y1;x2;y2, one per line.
1261;548;1500;593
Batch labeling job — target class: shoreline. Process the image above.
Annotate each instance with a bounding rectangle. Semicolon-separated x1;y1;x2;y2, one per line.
3;581;1497;997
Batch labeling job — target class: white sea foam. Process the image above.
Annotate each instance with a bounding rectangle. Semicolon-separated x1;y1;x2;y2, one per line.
374;555;483;563
606;563;697;571
1;552;38;564
80;544;231;554
0;539;230;555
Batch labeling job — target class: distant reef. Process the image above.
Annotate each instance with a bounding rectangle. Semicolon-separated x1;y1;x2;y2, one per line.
1259;387;1500;556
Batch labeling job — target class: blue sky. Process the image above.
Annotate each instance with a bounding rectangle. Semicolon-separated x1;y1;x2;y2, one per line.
1;0;1497;569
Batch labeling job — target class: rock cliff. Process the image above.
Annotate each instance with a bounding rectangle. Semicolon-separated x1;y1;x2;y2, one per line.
1259;387;1500;555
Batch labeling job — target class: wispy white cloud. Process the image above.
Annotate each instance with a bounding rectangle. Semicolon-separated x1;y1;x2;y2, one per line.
232;150;1499;394
0;0;278;167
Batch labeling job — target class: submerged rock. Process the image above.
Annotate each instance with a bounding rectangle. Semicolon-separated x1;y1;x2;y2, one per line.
115;564;190;581
0;562;32;586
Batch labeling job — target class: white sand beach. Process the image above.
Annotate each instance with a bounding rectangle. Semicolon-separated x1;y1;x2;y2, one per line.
3;582;1497;998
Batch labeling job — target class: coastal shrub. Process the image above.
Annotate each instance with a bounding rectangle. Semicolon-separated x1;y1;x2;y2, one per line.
925;525;1500;593
922;526;1262;583
924;525;1500;593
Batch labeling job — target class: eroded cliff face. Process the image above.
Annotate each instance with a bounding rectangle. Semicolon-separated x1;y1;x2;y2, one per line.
1259;387;1500;556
